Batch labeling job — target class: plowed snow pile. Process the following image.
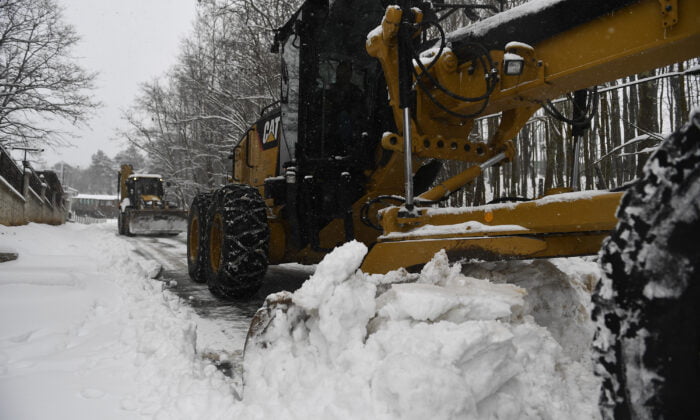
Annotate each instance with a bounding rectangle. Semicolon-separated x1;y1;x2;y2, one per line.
0;223;601;419
242;242;601;419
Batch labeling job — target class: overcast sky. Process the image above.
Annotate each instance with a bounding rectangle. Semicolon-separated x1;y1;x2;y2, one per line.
45;0;198;169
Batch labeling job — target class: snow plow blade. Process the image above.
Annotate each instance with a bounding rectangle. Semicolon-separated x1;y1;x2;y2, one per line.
361;191;623;274
126;210;188;235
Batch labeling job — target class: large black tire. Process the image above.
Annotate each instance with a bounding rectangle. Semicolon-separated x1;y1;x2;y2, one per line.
122;213;133;237
117;213;124;235
187;193;213;283
593;112;700;419
206;185;269;299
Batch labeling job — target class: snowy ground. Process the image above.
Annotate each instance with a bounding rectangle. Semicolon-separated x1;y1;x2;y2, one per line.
0;222;602;419
0;222;242;419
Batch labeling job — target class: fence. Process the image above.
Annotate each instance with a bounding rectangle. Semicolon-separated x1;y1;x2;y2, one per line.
28;170;43;196
71;215;112;225
0;149;23;193
0;144;67;226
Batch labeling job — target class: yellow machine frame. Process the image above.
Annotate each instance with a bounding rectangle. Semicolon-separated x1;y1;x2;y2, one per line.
359;0;700;273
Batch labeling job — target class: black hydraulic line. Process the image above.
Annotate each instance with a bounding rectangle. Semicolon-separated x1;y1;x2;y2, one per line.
415;76;491;119
541;87;599;126
415;19;446;76
360;195;405;230
572;89;592;137
410;32;497;103
570;89;590;190
408;19;497;119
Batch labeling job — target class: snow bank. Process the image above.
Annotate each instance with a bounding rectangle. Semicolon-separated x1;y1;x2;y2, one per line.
244;242;601;420
0;223;602;419
0;222;239;419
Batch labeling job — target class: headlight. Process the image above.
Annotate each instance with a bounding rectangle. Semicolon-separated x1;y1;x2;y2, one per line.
503;53;524;76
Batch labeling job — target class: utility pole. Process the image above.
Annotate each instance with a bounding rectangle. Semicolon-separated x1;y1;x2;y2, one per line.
11;147;44;172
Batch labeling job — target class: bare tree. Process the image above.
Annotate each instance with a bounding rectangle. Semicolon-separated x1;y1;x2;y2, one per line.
120;0;300;206
0;0;97;148
118;1;699;208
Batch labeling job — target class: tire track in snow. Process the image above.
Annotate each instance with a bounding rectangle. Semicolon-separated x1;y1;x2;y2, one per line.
123;233;315;352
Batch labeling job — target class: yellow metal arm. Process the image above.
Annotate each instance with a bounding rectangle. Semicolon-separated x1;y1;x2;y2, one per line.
367;0;700;167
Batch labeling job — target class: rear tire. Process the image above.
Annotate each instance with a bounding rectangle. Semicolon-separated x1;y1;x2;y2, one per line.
206;185;269;299
118;213;124;235
187;193;213;284
593;112;700;419
123;213;133;237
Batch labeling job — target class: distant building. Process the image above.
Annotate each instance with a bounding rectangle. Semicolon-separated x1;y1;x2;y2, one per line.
71;194;119;218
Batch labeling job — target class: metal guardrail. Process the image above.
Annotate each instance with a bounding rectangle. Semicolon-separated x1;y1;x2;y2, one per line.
0;146;23;192
27;170;43;195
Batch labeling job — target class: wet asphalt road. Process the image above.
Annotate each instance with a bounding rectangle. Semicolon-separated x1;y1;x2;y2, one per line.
126;233;315;346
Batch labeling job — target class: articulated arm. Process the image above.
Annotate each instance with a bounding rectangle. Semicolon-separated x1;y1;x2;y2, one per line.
366;0;700;199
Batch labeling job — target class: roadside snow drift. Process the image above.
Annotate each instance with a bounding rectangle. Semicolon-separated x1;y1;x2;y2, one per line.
243;242;601;420
0;223;601;419
0;222;239;420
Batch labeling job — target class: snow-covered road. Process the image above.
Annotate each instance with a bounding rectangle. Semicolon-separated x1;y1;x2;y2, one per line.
0;221;245;419
116;230;314;354
0;221;604;419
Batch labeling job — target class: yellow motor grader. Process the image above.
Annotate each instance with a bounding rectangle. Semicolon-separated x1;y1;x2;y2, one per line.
188;0;699;296
187;0;699;415
117;164;187;236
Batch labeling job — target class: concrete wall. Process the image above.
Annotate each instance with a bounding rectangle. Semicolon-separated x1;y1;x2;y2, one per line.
0;170;66;226
0;175;26;225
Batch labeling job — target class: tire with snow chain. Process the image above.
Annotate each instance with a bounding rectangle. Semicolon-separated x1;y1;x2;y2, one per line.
592;111;700;419
118;212;131;236
117;213;124;235
122;214;133;237
205;185;269;299
187;193;213;283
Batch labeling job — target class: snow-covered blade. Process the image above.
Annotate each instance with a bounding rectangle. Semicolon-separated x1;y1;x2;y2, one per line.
127;210;188;235
363;191;621;274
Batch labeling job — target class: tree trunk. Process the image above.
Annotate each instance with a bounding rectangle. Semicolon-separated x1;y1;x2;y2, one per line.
635;70;659;178
544;119;555;191
672;62;689;131
609;84;623;186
